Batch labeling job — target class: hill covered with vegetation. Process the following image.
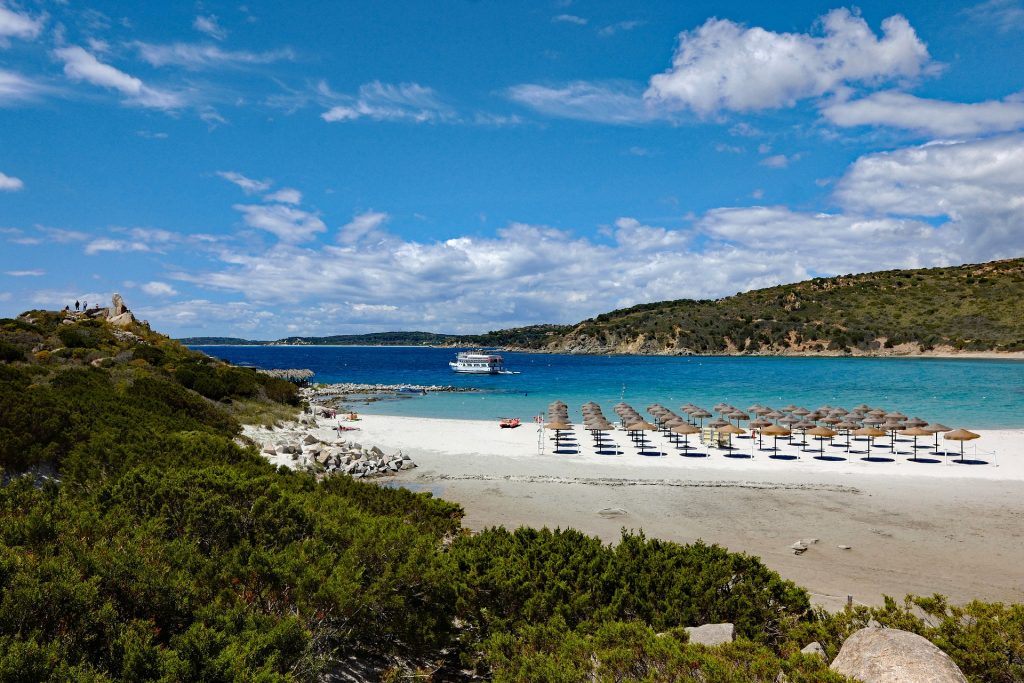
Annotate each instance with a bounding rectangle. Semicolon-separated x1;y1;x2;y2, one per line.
5;310;1022;680
179;331;462;346
493;258;1024;356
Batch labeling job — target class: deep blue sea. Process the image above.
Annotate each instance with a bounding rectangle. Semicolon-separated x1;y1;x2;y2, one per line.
192;346;1024;429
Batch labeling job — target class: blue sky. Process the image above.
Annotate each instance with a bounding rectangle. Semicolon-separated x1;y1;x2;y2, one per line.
1;0;1023;337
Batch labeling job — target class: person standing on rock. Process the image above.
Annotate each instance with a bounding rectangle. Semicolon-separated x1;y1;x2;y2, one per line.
82;300;87;311
75;300;80;311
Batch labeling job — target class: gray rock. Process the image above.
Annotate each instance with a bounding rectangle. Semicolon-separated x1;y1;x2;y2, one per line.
838;544;852;550
370;446;384;456
830;627;967;682
262;443;276;455
107;311;135;327
801;641;828;662
684;623;734;646
302;434;318;445
112;293;127;316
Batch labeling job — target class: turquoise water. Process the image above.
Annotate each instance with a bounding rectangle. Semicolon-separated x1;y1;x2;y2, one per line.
193;346;1024;429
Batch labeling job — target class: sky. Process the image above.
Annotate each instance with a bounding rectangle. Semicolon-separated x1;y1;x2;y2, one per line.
1;1;1023;338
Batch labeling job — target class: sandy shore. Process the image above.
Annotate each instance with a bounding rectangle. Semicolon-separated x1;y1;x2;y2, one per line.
304;413;1024;611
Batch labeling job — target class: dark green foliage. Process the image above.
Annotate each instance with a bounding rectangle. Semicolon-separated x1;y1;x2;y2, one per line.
790;595;1024;683
486;258;1024;354
484;619;849;682
0;340;24;363
452;528;809;646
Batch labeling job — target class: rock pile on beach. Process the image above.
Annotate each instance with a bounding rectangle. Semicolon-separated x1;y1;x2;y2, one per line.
305;382;474;397
246;420;416;479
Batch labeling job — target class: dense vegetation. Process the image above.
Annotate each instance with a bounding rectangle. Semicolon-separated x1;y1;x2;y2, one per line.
2;311;1023;680
178;331;462;347
491;258;1024;354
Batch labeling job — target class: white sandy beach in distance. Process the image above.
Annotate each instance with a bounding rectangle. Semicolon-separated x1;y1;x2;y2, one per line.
306;413;1024;612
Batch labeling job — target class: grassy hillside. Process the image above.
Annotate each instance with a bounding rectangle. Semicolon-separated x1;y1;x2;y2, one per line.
498;258;1024;355
2;310;1022;680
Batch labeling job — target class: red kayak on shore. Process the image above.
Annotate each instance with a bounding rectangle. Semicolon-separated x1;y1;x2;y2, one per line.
499;418;521;429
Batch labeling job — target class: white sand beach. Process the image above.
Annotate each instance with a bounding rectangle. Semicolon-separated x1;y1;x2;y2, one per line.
297;413;1024;611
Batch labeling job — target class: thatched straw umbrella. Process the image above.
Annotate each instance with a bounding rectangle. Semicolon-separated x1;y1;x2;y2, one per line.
762;423;791;452
923;423;952;454
807;425;838;458
690;409;712;427
749;418;772;448
898;426;933;461
835;420;860;449
671;422;700;450
718;423;745;449
943;428;980;462
853;426;887;457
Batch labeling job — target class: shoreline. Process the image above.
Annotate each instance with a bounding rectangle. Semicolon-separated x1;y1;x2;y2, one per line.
282;413;1024;612
187;342;1024;360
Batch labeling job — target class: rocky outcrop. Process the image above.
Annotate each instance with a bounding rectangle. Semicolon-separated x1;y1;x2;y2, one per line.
830;627;967;682
112;293;126;316
684;623;734;646
244;420;417;479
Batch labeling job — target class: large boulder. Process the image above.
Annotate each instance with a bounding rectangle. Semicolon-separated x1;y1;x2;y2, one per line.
830;627;967;682
684;623;735;646
112;293;127;316
108;311;136;327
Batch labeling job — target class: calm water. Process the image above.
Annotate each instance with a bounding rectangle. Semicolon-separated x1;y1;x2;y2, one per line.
193;346;1024;429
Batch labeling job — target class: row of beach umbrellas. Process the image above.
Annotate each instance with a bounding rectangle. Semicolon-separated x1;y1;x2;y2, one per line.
543;399;982;461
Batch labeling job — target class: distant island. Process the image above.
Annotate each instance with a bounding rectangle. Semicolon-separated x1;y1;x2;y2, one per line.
181;258;1024;357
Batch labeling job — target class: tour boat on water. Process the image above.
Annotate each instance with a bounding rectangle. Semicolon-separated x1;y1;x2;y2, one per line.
448;351;518;374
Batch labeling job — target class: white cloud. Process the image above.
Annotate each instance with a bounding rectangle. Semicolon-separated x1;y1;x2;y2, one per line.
598;19;644;37
0;171;23;191
553;14;587;25
834;134;1024;258
338;210;389;245
506;81;661;124
963;0;1024;32
37;226;88;243
193;15;226;40
263;187;301;204
141;281;177;296
134;41;293;69
760;154;799;169
5;269;44;276
158;133;1024;334
321;81;455;123
84;238;151;255
217;170;272;194
0;68;47;103
645;9;930;115
0;3;43;42
233;203;326;242
54;45;182;109
822;91;1024;136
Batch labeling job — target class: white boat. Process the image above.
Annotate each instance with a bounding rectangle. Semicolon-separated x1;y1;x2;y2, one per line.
449;351;518;374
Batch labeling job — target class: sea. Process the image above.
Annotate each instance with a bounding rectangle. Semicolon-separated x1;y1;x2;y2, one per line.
191;346;1024;429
